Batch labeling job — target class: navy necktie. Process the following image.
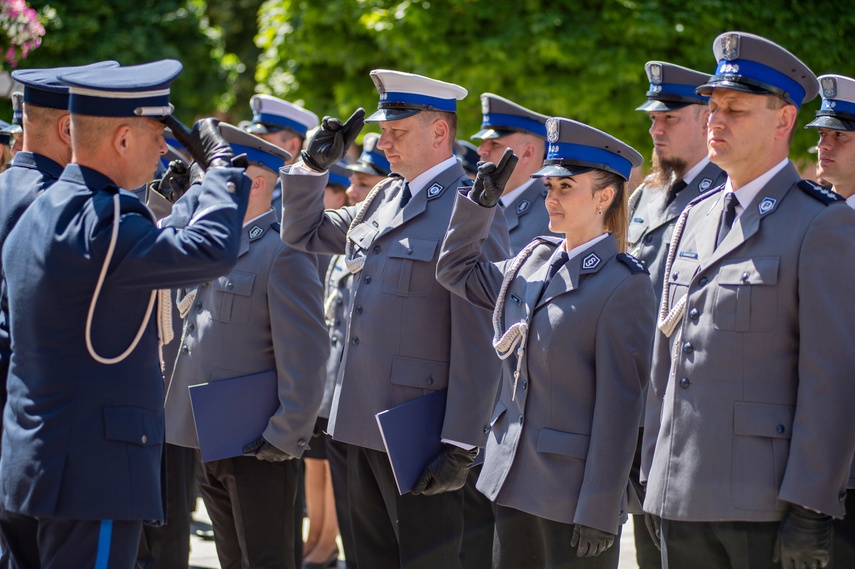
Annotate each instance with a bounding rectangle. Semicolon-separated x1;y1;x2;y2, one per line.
715;192;738;248
666;179;687;206
400;182;412;208
545;251;569;285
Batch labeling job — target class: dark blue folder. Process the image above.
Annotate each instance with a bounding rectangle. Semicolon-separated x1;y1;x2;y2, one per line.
189;370;278;462
375;389;447;495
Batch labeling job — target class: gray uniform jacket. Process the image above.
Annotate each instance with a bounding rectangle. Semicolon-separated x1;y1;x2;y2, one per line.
321;255;352;419
436;193;655;533
503;179;558;255
164;209;328;457
628;161;726;304
642;163;855;521
280;162;510;452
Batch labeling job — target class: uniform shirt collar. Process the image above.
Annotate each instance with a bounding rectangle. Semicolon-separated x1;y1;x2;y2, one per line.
243;209;274;228
724;157;789;217
561;232;609;263
846;193;855;210
681;156;711;186
499;178;536;209
406;156;458;197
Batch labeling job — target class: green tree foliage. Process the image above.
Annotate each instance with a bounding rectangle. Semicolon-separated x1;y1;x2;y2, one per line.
256;0;855;165
16;0;227;122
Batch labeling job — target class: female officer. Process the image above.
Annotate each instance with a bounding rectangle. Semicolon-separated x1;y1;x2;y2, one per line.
436;117;655;569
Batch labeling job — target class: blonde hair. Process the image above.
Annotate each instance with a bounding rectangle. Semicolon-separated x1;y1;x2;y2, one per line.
591;169;628;253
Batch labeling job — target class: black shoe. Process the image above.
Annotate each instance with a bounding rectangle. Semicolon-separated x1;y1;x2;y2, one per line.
302;548;338;568
191;520;215;541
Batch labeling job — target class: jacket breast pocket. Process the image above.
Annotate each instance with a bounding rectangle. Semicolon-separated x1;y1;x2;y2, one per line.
211;271;255;324
381;237;438;297
666;257;699;310
731;401;793;511
713;257;779;332
627;219;649;249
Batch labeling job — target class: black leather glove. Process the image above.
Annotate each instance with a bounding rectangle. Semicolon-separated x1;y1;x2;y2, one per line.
772;504;833;568
152;159;191;203
644;512;662;550
301;108;365;172
467;147;519;207
411;444;478;496
571;524;616;558
161;116;235;170
242;436;295;462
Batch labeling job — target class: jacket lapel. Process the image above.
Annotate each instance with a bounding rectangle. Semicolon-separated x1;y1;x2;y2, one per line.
535;235;617;309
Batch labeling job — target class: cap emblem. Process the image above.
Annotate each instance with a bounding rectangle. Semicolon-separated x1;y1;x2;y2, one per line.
721;33;740;60
649;63;662;85
546;118;559;143
481;97;490;115
250;97;262;112
719;63;740;74
821;77;837;100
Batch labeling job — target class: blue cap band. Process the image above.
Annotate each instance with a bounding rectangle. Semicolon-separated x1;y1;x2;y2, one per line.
358;149;391;174
480;112;547;138
380;91;457;112
546;141;634;180
253;112;309;137
231;143;285;172
69;92;171;117
714;58;806;107
649;82;708;102
821;98;855;116
22;86;69;110
328;171;350;187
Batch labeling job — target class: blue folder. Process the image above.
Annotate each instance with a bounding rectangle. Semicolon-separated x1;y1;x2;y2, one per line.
375;389;448;495
189;370;278;462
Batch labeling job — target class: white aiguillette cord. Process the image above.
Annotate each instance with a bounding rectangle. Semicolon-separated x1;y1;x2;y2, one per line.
85;192;170;365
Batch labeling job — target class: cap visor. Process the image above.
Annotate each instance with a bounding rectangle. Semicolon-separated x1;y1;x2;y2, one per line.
531;164;596;178
635;100;693;112
365;108;421;123
470;128;515;140
346;162;387;176
245;122;282;135
805;115;855;131
696;80;771;98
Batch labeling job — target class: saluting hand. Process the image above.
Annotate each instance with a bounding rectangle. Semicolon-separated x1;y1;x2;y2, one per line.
301;108;365;172
468;147;518;207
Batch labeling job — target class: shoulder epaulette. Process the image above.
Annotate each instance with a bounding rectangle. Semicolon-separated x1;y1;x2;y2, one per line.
798;180;842;204
271;221;281;233
617;252;649;275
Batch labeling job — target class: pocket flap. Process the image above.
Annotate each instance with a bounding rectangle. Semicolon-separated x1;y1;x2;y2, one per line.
104;406;163;446
536;428;590;458
387;237;438;262
718;257;779;286
349;222;379;249
733;401;794;439
390;355;449;390
668;257;700;286
213;271;255;296
627;221;648;246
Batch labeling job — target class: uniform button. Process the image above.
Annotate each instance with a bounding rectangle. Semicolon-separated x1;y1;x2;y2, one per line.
297;439;306;447
426;377;434;386
682;342;694;354
195;301;203;311
672;272;679;280
518;415;524;424
352;336;360;345
363;275;372;284
226;181;236;193
406;248;414;255
644;235;654;243
689;308;699;321
336;298;343;305
483;425;490;434
355;305;363;315
373;245;381;254
187;323;195;332
181;345;189;354
331;337;337;346
699;277;708;286
776;424;786;434
334;319;341;326
679;377;690;389
227;282;234;290
141;434;148;444
741;271;750;281
522;379;528;390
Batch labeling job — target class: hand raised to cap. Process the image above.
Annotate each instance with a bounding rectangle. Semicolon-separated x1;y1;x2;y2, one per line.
468;147;518;208
301;108;366;172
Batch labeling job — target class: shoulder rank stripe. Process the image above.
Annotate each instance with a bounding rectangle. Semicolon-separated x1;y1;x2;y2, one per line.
617;252;649;275
797;180;842;204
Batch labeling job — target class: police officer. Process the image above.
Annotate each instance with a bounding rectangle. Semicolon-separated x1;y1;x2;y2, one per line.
279;69;510;568
804;73;855;567
642;32;855;569
0;62;118;432
163;123;328;569
0;59;251;568
472;93;558;254
436;118;653;569
627;60;726;569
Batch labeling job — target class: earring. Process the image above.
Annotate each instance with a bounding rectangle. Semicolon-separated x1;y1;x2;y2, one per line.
598;207;603;215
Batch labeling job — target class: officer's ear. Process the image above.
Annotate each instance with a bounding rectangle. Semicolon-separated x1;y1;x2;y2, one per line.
431;118;449;149
114;124;134;156
57;113;72;146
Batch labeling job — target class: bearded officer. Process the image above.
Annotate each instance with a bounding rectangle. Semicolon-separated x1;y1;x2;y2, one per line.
642;32;855;569
279;69;510;568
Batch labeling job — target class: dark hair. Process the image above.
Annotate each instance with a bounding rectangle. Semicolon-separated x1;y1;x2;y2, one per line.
590;169;628;252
